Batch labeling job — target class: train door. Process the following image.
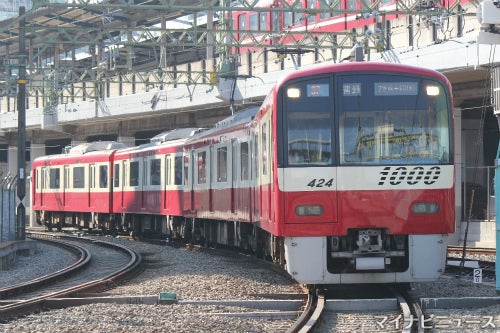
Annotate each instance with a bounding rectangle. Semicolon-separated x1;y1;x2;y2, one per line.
209;146;214;212
64;165;70;207
251;132;260;221
260;121;273;225
121;160;127;209
129;159;141;211
231;140;237;214
239;140;251;221
281;76;338;229
88;164;93;208
184;151;194;213
164;155;169;211
89;163;96;208
39;167;46;206
141;158;146;209
113;162;121;210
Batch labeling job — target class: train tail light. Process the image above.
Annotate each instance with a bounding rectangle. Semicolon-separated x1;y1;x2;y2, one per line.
411;202;439;214
295;205;323;216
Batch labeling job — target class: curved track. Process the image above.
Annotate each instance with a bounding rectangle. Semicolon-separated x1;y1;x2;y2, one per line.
0;233;142;321
287;285;427;333
286;290;325;333
0;238;91;298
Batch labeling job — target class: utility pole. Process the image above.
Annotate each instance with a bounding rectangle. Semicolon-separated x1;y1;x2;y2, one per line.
16;6;26;241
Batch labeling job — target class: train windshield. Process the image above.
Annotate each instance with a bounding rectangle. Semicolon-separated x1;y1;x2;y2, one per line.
282;72;452;166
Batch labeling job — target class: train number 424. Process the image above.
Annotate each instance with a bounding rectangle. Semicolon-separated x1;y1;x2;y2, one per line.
307;178;334;188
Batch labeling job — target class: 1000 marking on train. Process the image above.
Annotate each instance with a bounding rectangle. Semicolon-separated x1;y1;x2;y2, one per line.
304;166;442;188
378;166;441;186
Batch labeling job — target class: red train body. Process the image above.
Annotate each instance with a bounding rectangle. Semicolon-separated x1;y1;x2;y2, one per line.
33;61;455;284
229;0;470;54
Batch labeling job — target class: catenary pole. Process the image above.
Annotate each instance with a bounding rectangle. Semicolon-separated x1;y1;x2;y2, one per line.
16;6;26;241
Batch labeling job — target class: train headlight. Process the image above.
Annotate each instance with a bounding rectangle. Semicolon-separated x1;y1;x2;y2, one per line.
295;205;323;216
411;202;439;214
287;87;301;98
426;85;440;96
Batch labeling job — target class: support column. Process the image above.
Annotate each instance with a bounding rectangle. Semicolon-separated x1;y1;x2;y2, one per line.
452;107;462;246
29;143;45;227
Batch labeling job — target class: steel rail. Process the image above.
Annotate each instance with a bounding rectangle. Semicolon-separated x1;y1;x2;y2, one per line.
286;289;325;333
0;238;91;299
0;236;142;321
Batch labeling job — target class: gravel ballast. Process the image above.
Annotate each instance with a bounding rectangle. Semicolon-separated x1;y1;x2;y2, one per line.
0;236;497;332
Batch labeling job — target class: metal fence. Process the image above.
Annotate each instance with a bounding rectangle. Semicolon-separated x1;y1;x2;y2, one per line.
0;173;17;242
463;166;495;221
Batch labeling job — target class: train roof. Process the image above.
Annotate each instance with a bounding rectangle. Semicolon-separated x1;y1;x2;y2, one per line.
66;141;127;155
275;61;449;88
187;106;259;143
149;128;207;144
214;106;258;129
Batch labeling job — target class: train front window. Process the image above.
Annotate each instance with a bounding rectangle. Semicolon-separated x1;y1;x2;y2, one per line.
285;79;332;166
338;75;451;165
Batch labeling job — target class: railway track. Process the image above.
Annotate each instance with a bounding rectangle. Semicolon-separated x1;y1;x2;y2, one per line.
287;285;428;333
448;245;496;256
446;245;496;283
0;233;142;322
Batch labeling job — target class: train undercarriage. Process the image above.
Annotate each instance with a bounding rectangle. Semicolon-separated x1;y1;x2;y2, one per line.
37;210;424;283
35;210;286;267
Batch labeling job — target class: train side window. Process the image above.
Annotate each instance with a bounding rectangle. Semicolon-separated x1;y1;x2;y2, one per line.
260;12;268;31
249;12;258;31
347;0;356;10
197;151;207;184
166;156;171;186
238;13;246;33
49;168;60;189
42;168;47;189
320;0;338;19
183;154;190;185
129;161;139;187
308;0;316;23
73;166;84;189
240;142;249;181
217;146;228;182
114;164;120;187
293;3;303;26
360;0;371;10
284;11;292;28
64;166;70;189
271;11;279;31
90;165;95;189
99;165;108;188
174;156;183;185
150;158;161;186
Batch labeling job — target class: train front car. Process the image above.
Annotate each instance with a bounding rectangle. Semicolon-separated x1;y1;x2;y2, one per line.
274;62;455;284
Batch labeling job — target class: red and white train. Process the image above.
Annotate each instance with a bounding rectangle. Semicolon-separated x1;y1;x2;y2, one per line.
228;0;466;54
32;61;455;285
